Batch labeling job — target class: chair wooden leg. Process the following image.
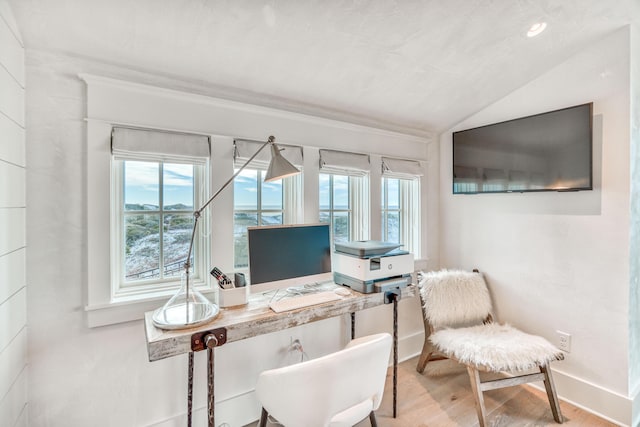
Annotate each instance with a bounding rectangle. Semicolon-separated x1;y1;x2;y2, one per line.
258;407;268;427
417;296;431;374
416;340;433;373
369;410;378;427
416;340;448;373
466;366;487;427
541;365;564;423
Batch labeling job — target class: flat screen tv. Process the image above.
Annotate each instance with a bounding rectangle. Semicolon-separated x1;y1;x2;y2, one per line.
452;103;593;194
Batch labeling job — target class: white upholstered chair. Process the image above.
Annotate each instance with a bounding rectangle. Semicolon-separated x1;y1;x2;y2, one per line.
417;269;564;426
256;333;392;427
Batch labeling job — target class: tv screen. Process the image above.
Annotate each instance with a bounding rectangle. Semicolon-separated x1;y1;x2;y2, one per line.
247;223;332;293
452;103;593;194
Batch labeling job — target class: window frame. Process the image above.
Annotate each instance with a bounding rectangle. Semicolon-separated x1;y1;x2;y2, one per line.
233;167;286;269
319;172;369;242
320;173;352;242
110;156;210;301
381;177;401;244
233;165;302;269
381;175;421;258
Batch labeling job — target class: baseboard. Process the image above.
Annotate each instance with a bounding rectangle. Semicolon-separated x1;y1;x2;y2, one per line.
148;389;260;427
398;330;425;363
529;368;634;426
632;386;640;427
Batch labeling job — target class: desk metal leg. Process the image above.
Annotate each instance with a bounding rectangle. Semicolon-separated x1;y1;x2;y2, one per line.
393;295;398;418
187;352;194;427
204;334;219;427
350;312;355;340
207;345;215;427
187;329;226;427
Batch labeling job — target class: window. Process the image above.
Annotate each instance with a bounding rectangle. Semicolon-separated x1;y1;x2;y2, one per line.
381;157;422;257
381;177;400;244
232;139;303;268
234;169;284;268
319;174;351;242
318;149;370;242
110;127;210;299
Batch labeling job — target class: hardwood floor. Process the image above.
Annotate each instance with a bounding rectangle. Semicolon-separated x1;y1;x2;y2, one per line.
251;356;616;426
355;357;615;427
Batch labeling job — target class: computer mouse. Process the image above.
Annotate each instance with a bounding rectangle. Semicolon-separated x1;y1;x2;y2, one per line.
334;287;351;297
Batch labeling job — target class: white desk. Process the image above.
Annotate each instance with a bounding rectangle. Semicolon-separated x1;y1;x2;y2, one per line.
144;282;416;426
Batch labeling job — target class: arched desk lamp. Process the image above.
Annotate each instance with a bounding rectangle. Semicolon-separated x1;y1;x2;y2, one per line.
152;135;301;330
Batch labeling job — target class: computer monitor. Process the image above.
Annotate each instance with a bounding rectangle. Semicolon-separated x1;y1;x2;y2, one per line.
247;223;332;294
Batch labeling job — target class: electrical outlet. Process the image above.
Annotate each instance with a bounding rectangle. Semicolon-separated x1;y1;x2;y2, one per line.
557;331;571;353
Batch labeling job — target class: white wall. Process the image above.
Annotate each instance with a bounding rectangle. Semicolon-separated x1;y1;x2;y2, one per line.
25;49;435;426
0;1;27;427
440;27;634;425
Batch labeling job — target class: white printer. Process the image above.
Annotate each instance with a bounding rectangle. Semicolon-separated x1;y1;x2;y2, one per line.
333;240;413;294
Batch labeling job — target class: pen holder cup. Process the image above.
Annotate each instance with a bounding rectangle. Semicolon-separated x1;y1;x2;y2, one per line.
219;286;248;308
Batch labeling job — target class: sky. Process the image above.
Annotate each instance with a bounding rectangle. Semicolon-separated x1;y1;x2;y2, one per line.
124;161;194;208
234;169;283;209
124;162;285;209
123;161;384;210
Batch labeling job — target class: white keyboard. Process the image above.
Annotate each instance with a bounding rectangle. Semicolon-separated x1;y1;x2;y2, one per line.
269;291;342;313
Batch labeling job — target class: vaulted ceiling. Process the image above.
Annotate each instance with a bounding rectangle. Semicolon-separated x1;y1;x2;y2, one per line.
9;0;637;137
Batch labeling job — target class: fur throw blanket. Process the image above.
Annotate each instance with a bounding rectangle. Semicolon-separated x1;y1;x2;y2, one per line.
421;270;564;371
430;323;564;372
420;269;492;328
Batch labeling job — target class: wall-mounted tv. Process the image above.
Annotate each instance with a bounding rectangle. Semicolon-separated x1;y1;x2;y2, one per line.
452;102;593;194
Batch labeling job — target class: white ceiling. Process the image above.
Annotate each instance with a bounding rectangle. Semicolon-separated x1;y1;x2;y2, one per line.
8;0;637;137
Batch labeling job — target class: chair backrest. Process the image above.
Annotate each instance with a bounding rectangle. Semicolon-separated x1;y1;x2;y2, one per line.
420;269;492;329
256;333;392;427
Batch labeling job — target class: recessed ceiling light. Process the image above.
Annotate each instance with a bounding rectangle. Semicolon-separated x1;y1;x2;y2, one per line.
527;22;547;37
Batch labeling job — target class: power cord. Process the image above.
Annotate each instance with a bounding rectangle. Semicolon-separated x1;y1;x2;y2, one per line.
288;338;308;362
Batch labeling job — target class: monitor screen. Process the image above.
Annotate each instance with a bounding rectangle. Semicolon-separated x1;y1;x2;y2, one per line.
247;223;332;293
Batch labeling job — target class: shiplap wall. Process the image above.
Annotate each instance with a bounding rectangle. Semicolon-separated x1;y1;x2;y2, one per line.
0;1;27;427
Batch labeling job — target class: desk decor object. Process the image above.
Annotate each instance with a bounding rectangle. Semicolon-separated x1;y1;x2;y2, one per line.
218;285;248;307
151;135;301;330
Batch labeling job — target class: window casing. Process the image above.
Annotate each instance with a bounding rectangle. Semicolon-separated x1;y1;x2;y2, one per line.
108;126;211;301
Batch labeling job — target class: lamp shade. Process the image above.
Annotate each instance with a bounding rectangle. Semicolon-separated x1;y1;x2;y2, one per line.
265;143;301;182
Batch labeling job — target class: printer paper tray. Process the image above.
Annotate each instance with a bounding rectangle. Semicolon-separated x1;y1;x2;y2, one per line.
333;272;411;294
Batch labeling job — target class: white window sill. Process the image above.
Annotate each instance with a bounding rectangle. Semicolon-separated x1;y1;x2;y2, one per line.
85;289;217;328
